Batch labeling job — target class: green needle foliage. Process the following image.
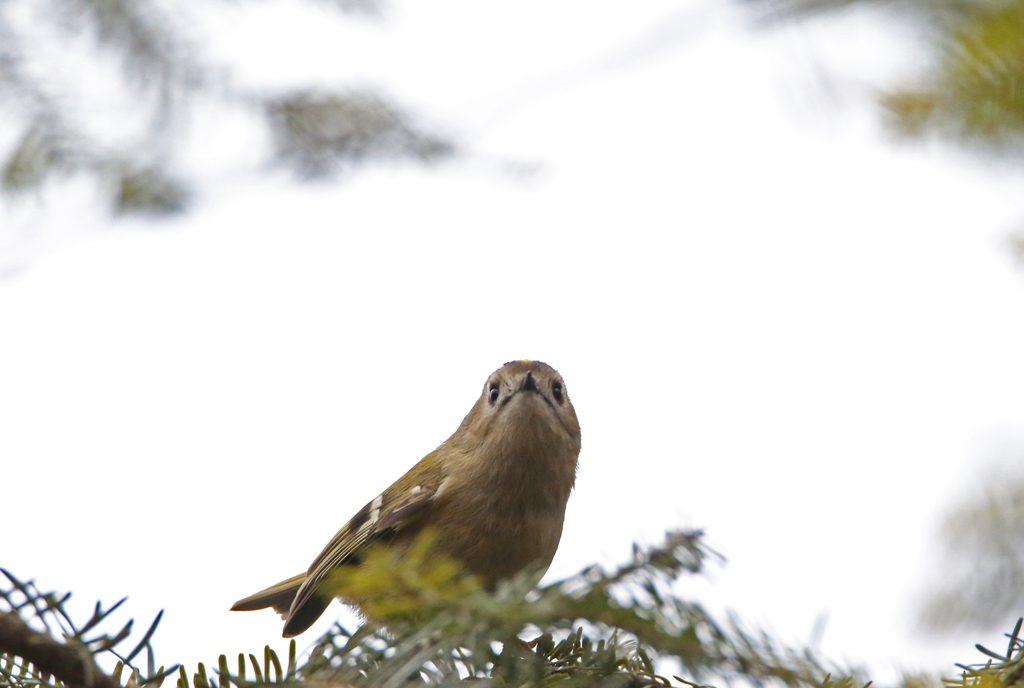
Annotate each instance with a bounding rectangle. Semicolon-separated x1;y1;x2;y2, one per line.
3;530;1022;688
950;618;1024;688
301;529;846;687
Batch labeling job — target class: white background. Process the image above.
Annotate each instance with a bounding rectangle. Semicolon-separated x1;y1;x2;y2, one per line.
3;0;1024;681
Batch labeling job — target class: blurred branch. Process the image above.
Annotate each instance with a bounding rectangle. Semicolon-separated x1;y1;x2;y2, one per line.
0;613;120;688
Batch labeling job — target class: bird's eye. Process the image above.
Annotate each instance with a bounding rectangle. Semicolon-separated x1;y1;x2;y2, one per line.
552;381;564;404
488;383;500;405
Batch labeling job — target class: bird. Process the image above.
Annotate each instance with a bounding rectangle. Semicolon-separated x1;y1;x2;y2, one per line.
231;360;582;637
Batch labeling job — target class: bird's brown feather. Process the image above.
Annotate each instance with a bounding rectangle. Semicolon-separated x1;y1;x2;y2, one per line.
281;451;446;637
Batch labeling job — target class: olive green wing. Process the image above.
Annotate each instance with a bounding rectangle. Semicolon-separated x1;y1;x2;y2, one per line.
282;451;446;637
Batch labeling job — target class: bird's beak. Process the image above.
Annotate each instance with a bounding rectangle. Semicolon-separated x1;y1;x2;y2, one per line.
520;371;538;393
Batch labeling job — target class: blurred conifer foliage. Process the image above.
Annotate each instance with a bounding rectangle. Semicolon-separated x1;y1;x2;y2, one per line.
918;470;1024;634
0;0;451;215
744;0;1024;153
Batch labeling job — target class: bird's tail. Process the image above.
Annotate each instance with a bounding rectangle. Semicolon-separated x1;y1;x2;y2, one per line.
230;573;306;617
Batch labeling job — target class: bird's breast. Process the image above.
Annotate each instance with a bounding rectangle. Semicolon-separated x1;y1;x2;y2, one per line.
432;493;567;588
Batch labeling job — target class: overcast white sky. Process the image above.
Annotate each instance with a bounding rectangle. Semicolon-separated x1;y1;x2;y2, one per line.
3;0;1024;682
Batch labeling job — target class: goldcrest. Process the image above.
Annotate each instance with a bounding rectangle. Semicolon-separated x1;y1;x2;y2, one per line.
231;360;582;637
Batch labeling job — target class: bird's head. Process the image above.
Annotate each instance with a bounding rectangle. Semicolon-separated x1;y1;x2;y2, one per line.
458;360;581;463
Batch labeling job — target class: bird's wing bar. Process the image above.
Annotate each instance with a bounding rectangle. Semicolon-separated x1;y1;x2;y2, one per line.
283;454;445;632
